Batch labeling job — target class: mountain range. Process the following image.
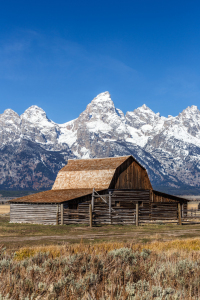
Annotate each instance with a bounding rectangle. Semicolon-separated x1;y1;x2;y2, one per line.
1;91;200;194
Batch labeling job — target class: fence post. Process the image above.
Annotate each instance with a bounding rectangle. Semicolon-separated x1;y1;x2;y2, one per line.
178;203;182;225
109;191;112;224
92;188;95;211
89;204;93;227
56;204;59;225
150;190;153;222
136;202;139;226
61;203;64;225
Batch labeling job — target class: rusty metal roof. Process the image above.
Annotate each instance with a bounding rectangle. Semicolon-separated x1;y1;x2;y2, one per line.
9;189;98;204
52;156;133;190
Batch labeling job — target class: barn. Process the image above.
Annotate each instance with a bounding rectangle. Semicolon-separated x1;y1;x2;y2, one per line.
9;155;188;225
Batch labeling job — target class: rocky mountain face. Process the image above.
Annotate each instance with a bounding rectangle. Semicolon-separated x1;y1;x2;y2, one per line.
1;91;200;191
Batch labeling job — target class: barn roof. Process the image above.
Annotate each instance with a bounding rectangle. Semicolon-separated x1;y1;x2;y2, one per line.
9;155;147;203
60;156;142;171
52;155;139;190
9;188;97;204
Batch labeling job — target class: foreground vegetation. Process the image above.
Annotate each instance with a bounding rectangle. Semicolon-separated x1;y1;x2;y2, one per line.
1;239;200;299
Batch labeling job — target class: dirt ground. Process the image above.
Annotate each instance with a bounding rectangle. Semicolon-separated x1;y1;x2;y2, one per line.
1;214;200;250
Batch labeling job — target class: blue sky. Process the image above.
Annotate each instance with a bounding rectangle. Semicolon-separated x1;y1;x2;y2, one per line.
1;0;200;123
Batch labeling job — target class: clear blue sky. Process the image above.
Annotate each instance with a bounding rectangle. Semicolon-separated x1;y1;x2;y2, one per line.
1;0;200;123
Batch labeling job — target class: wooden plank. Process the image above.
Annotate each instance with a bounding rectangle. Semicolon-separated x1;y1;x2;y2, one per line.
178;203;182;225
10;203;58;225
92;188;95;211
136;203;139;226
109;191;112;224
89;204;92;227
56;205;59;225
61;204;63;225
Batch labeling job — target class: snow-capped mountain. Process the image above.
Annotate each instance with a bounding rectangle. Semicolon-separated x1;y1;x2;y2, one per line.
0;91;200;191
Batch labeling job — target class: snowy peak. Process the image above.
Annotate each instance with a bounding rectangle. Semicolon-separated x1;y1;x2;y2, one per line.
86;91;116;115
0;109;21;131
184;105;198;113
22;105;47;121
70;92;127;147
178;105;200;121
91;91;112;105
76;91;125;124
21;105;47;122
0;109;20;121
2;108;19;117
21;105;50;124
133;104;158;120
126;104;159;129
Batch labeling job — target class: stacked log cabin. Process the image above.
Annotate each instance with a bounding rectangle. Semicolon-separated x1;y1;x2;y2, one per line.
9;156;188;225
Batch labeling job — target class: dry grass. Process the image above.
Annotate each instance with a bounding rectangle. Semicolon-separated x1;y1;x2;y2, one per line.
3;213;200;251
188;202;199;209
0;205;10;214
13;238;200;260
1;239;200;299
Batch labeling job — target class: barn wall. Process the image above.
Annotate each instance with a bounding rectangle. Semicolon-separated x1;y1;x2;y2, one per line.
111;189;150;206
152;191;187;203
110;157;152;190
10;203;58;225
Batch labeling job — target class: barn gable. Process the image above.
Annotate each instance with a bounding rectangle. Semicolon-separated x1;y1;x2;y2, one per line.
109;156;152;190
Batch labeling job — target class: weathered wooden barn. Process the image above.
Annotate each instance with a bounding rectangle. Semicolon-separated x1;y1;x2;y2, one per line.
9;156;189;225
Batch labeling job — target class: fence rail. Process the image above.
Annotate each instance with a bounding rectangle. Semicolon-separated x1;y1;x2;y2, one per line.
59;201;200;226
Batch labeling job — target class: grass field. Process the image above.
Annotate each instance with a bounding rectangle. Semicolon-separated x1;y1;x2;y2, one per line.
2;239;200;298
2;214;200;250
1;215;200;298
0;205;10;214
187;201;200;209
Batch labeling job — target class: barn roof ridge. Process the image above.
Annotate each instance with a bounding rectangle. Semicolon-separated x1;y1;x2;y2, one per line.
65;155;145;170
68;155;131;161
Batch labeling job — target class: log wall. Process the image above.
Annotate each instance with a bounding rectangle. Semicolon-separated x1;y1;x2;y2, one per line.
10;203;59;225
111;189;150;205
10;190;189;226
60;189;189;225
152;190;186;203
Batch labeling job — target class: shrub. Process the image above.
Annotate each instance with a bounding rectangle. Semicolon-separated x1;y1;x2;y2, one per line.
1;240;200;299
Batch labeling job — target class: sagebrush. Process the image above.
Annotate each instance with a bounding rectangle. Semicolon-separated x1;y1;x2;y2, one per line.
1;239;200;299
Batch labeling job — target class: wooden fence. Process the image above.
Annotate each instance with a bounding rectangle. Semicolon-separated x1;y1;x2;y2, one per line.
55;189;194;226
182;208;200;224
59;205;136;225
58;201;200;226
